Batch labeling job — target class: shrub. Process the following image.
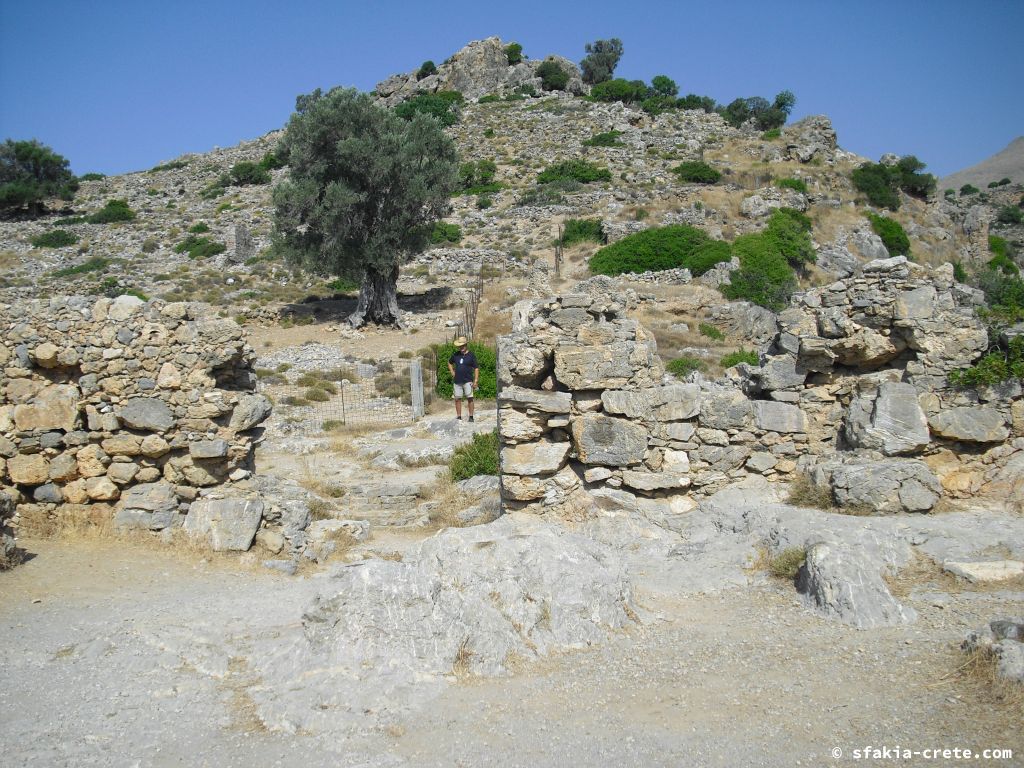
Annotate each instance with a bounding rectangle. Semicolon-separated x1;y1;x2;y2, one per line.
31;229;78;248
677;94;718;113
759;207;815;269
590;78;649;103
458;159;498;193
894;156;936;200
189;222;210;234
142;237;158;253
536;60;569;91
944;188;956;200
583;130;625;148
449;430;499;481
671;161;720;184
721;348;759;368
430;221;462;244
851;163;901;210
560;219;604;246
200;181;226;200
953;261;968;283
699;323;725;341
483;128;495;138
394;90;464;127
52;256;109;277
666;357;707;377
776;177;807;194
416;60;436;80
173;235;226;260
650;75;678;98
230;161;271;186
960;183;980;196
149;160;189;172
504;43;523;65
976;269;1024;321
590;225;731;276
327;277;359;293
435;341;496;398
996;205;1024;225
723;233;797;311
719;92;794;130
761;128;781;140
476;194;492;209
767;547;806;579
258;151;284;171
989;252;1018;276
989;234;1010;259
78;172;105;181
537;160;611;185
87;199;135;223
517;180;578;207
867;213;910;256
949;337;1024;388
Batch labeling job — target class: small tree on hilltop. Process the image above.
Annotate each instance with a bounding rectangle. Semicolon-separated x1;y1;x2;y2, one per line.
0;139;79;218
580;38;624;85
272;88;459;328
651;75;678;98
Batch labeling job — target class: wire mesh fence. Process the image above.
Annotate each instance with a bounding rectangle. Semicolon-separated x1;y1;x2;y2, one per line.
259;358;430;433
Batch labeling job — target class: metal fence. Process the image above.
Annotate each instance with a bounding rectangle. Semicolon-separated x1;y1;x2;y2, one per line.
260;358;429;433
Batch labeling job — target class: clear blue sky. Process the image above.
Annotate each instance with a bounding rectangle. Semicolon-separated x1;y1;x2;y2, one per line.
2;0;1021;178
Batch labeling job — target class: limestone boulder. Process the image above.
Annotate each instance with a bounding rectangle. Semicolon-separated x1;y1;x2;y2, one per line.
498;386;571;414
699;388;753;430
500;441;570;476
13;384;80;432
929;407;1008;444
114;481;180;530
571;414;648;466
498;408;546;443
9;454;50;485
118;397;175;432
811;457;941;514
184;497;264;551
844;382;930;455
752;401;806;434
228;394;273;431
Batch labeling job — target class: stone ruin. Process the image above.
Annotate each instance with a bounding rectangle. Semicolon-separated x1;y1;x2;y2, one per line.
497;257;1024;516
0;295;271;547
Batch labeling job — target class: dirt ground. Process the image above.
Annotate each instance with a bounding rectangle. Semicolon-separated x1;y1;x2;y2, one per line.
2;536;1020;768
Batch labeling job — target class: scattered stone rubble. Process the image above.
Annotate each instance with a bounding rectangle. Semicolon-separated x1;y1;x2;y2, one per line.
962;619;1024;684
498;256;1024;519
0;295;271;551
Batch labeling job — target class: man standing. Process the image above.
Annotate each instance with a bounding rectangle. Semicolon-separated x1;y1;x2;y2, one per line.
448;336;479;422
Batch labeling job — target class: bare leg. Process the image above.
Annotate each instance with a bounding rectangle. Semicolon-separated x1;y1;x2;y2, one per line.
467;398;475;418
454;397;463;419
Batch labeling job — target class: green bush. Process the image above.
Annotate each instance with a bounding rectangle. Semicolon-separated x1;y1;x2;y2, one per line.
518;180;579;207
989;234;1009;259
416;60;436;80
536;60;569;91
483;128;495;138
949;337;1024;388
583;130;625;148
394;90;464;126
0;139;78;216
677;94;717;113
944;188;956;200
867;213;910;256
761;208;815;269
149;160;189;172
953;261;968;283
52;256;109;277
851;163;901;210
893;156;936;200
78;172;105;181
537;160;611;185
435;341;496;398
504;43;523;65
189;222;210;234
173;235;226;259
721;348;760;368
230;161;271;186
258;151;284;171
31;229;78;248
650;75;678;97
87;199;135;223
723;233;797;311
671;161;721;184
560;219;604;246
458;159;498;192
976;269;1024;321
590;225;731;276
589;78;649;103
430;221;462;244
580;38;623;85
327;277;359;293
476;194;492;209
666;357;707;377
989;253;1018;275
761;128;781;140
200;181;226;200
960;184;980;196
776;177;807;194
449;430;499;481
996;205;1024;225
699;323;725;341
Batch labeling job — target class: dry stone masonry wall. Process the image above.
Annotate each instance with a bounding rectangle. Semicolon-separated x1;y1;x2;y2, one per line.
0;295;271;543
497;258;1024;517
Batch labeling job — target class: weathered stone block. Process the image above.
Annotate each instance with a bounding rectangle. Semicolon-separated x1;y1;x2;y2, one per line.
571;414;648;466
498;386;571;414
184;497;263;551
752;401;806;434
8;454;50;485
118;397;175;432
13;384;80;432
500;441;570;476
929;407;1008;444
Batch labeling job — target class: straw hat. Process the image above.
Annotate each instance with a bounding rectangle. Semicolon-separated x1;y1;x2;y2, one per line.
454;336;468;347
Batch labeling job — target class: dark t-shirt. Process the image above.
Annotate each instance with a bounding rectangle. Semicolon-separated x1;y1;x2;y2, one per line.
449;350;478;384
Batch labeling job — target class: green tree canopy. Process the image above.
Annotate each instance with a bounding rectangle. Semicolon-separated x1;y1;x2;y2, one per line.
650;75;679;97
580;38;624;85
272;88;459;327
0;139;78;217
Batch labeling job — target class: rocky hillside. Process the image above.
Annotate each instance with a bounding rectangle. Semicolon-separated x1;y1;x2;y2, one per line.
0;37;1020;340
941;136;1024;192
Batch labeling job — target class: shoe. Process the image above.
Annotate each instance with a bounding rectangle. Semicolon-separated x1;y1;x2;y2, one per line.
468;415;475;422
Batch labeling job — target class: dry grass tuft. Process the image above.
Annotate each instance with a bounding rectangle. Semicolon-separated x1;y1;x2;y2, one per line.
786;473;834;510
420;470;480;530
753;545;807;580
452;637;475;678
945;646;1024;713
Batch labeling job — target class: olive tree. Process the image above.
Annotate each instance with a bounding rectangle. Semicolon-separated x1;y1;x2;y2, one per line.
272;88;459;327
580;38;624;85
0;139;78;218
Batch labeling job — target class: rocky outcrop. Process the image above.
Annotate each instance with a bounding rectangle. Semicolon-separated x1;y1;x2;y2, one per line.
0;296;271;541
783;115;838;164
375;37;586;106
962;618;1024;684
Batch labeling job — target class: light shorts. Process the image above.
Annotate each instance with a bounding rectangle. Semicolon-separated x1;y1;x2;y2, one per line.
453;382;475;399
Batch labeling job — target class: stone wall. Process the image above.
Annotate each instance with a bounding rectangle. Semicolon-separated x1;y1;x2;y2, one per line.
497;257;1024;518
0;295;271;539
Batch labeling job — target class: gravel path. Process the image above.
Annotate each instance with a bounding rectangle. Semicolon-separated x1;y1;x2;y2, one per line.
1;537;1020;767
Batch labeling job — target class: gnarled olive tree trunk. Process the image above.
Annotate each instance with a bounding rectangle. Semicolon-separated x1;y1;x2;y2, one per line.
347;264;402;328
